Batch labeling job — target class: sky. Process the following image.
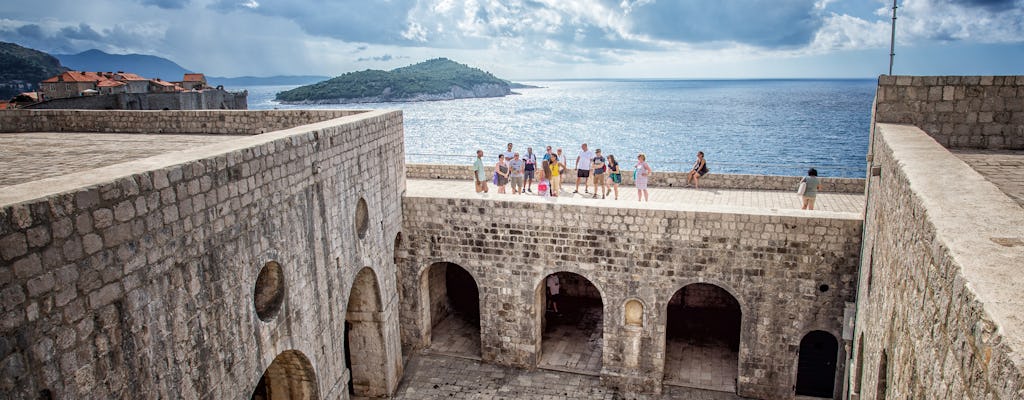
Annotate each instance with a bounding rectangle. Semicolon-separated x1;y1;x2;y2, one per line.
1;0;1022;80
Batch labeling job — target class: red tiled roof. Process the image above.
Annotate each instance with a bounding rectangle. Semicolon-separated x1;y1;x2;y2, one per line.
182;73;205;82
150;79;175;87
97;80;127;87
41;71;108;83
114;73;147;81
0;103;11;110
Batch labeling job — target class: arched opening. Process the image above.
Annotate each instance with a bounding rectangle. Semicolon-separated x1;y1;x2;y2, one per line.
664;283;741;393
537;272;604;374
254;261;285;322
420;262;481;358
250;350;318;400
795;330;839;397
876;349;888;400
345;267;387;397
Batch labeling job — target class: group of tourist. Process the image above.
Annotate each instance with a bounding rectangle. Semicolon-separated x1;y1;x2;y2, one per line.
472;143;711;202
472;143;825;210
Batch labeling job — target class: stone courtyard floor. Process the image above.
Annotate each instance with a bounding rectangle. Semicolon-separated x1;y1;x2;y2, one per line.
390;352;751;400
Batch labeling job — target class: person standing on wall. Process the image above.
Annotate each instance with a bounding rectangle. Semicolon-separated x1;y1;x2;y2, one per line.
473;149;489;193
548;154;561;196
509;152;525;195
799;168;822;210
494;154;510;194
574;143;595;194
503;143;515;161
634;153;652;202
590;149;607;199
524;147;537;193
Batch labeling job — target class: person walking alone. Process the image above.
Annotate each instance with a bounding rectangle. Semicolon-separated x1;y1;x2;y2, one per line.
799;168;822;210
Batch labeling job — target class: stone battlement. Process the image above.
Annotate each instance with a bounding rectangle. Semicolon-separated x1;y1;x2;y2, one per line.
0;109;368;135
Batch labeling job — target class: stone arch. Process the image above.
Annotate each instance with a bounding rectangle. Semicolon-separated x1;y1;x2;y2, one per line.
876;349;889;400
417;261;481;358
795;330;839;397
345;267;387;397
663;282;742;393
535;271;605;374
251;350;318;400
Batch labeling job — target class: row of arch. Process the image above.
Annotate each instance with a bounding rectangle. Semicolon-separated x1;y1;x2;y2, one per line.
251;266;390;399
419;261;841;397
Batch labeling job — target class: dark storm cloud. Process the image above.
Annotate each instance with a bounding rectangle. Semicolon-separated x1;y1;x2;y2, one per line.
626;0;825;47
58;23;103;41
139;0;190;9
209;0;417;45
943;0;1022;11
15;24;45;39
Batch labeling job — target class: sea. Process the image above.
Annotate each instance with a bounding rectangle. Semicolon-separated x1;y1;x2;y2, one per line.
240;79;876;178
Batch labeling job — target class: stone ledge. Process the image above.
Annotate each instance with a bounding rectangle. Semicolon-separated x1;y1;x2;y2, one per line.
406;163;866;194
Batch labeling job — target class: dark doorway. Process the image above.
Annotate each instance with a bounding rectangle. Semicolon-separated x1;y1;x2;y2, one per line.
345;267;387;397
422;262;481;358
250;350;318;400
343;321;353;396
537;272;604;374
664;283;741;392
795;330;839;397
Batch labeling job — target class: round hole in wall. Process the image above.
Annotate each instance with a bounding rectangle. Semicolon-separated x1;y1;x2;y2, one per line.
355;197;369;239
818;284;830;293
254;261;285;321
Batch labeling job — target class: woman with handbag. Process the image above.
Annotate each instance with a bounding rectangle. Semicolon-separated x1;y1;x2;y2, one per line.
798;168;822;210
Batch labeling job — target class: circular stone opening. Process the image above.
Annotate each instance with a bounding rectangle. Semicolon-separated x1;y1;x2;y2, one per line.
254;261;285;321
818;284;830;293
355;198;369;239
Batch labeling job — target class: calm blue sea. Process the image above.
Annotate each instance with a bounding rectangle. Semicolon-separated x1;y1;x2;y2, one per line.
242;79;876;177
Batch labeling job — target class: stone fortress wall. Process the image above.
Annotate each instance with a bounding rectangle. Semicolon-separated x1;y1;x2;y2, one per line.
25;90;249;111
851;76;1024;399
399;194;862;398
0;109;365;135
0;110;408;399
406;163;867;193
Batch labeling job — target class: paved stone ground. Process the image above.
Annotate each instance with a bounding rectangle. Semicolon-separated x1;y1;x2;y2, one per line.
391;353;750;400
0;132;240;187
406;179;864;215
427;313;483;359
539;305;604;375
954;149;1024;208
664;340;737;393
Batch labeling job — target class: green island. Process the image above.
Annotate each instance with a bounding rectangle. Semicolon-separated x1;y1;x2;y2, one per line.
275;58;520;104
0;41;66;99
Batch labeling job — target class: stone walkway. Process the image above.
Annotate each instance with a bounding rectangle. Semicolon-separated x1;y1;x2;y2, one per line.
954;149;1024;208
392;352;750;400
0;132;240;187
664;340;737;393
406;179;864;216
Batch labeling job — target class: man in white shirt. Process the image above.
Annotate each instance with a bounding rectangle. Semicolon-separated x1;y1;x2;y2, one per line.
502;143;515;161
574;143;595;194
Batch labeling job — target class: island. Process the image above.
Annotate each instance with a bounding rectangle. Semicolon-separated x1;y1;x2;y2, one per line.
275;58;518;104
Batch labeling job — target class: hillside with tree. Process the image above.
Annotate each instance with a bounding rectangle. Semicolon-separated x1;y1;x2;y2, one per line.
275;58;513;104
0;42;66;99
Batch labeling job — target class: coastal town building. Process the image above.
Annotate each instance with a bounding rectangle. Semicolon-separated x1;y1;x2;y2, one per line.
30;70;245;110
0;75;1020;400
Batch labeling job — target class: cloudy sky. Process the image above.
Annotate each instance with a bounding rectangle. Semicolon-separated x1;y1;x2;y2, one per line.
1;0;1021;79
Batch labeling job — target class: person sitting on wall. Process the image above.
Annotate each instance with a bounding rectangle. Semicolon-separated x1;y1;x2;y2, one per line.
685;151;708;189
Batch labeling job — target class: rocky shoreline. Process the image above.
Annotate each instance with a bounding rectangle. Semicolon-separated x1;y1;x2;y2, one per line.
279;82;513;105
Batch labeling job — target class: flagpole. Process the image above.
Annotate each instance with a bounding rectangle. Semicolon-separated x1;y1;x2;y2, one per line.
888;0;898;75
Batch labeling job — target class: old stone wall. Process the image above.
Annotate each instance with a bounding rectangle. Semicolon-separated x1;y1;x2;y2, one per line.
0;110;408;399
850;123;1024;399
24;90;249;111
406;163;866;193
873;75;1024;149
0;109;364;135
400;196;862;398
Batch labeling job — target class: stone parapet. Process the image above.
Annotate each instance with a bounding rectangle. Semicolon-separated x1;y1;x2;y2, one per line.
873;75;1024;149
851;123;1024;399
0;110;407;399
0;109;367;135
400;195;862;398
407;163;866;193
